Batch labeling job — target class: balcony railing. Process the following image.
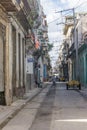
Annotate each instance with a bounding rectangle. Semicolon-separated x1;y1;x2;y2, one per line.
22;0;31;16
69;43;75;52
41;25;48;32
68;43;75;57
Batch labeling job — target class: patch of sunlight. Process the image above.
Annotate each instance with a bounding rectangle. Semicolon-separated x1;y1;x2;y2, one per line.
55;119;87;122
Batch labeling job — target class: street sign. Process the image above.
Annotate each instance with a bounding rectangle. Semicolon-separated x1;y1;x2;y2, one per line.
27;58;34;62
26;56;34;74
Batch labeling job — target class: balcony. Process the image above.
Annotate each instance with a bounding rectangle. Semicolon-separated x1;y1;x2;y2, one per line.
68;43;75;57
0;0;21;12
33;16;41;29
0;0;39;30
41;25;48;33
69;43;74;52
22;0;31;17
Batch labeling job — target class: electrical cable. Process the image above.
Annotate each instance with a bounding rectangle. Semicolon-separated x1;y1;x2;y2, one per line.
75;0;87;9
48;10;73;24
48;1;87;66
48;1;87;25
74;0;81;8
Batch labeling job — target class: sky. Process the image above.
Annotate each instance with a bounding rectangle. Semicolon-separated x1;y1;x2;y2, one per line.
40;0;87;67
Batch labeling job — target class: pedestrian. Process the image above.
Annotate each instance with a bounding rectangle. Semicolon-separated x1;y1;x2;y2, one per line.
35;80;39;88
52;76;56;87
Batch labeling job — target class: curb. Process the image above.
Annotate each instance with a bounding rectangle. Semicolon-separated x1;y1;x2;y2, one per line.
76;88;87;100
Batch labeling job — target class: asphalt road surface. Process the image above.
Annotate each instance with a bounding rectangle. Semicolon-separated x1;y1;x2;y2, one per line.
2;82;87;130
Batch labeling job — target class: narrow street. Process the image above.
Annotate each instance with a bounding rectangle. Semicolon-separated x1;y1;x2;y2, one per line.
2;82;87;130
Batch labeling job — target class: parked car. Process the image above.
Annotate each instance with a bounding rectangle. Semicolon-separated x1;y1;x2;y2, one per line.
59;77;65;82
66;80;81;90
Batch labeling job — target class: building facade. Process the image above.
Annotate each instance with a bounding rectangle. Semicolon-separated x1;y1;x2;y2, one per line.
64;13;87;87
0;0;49;105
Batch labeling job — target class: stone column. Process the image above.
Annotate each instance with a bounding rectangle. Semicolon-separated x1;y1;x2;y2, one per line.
16;30;20;89
20;35;23;87
5;23;12;105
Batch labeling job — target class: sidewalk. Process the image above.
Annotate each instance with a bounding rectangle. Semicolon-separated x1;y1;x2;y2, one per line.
77;86;87;99
0;86;45;129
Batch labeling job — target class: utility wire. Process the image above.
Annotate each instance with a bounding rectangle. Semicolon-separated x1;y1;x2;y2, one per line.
75;0;87;9
74;0;81;7
48;10;73;24
48;1;87;25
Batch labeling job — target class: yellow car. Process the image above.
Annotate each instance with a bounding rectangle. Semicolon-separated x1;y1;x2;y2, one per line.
66;80;81;90
59;77;65;82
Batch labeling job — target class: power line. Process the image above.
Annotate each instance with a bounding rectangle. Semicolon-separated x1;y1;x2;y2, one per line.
48;10;73;24
75;0;87;9
55;8;74;13
48;1;87;25
48;17;61;24
74;0;81;8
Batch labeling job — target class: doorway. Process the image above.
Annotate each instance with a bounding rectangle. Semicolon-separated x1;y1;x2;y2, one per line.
12;26;16;97
0;22;6;104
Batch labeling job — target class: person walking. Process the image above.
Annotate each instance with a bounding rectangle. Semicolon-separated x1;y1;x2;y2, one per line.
52;76;56;87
